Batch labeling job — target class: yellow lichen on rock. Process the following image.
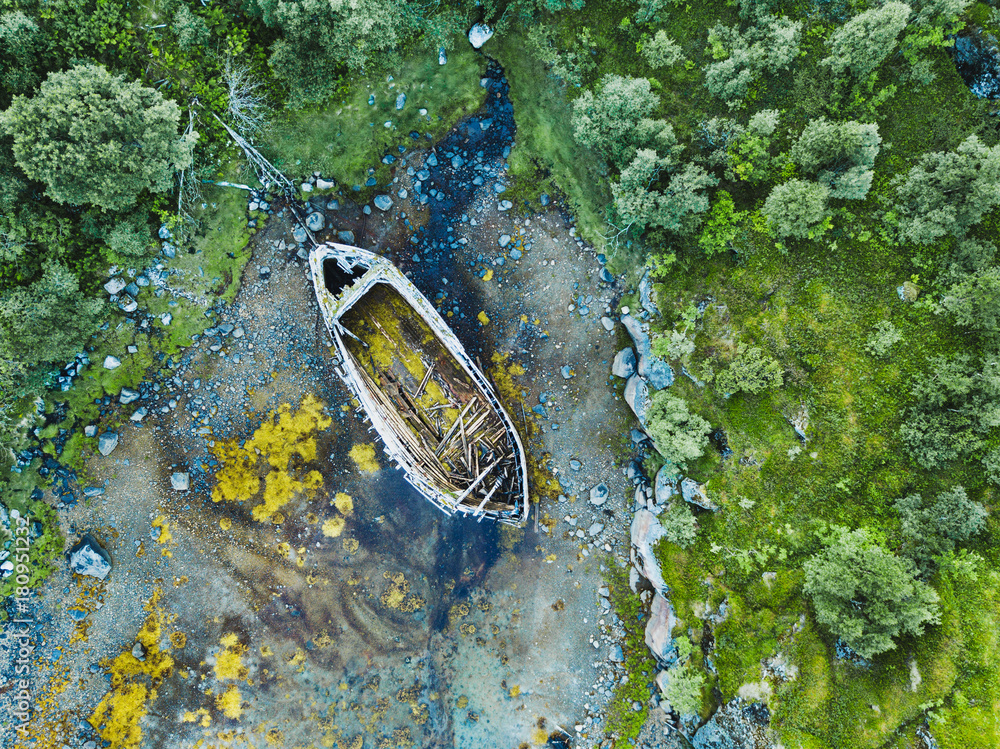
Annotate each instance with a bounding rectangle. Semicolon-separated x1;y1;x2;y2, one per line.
342;538;359;553
88;590;174;749
477;310;490;325
349;443;379;473
214;634;248;681
219;517;232;530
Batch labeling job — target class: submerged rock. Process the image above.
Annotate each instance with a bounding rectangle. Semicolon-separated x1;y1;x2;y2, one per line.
68;534;112;580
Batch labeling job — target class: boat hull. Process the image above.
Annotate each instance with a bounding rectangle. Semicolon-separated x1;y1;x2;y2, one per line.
309;243;529;526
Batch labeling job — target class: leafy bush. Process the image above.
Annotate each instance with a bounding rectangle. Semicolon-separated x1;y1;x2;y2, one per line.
715;344;783;394
822;2;911;78
660;502;698;548
660;661;705;717
791;118;881;200
803;527;941;659
641;30;685;68
762;179;830;239
646;391;711;468
2;64;196;210
896;486;988;564
704;16;803;105
865;320;902;357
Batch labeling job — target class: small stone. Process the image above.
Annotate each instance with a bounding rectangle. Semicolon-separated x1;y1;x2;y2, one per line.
570;459;582;471
510;249;522;260
171;472;190;491
300;182;313;192
292;224;308;243
590;483;609;506
316;178;335;190
499;234;511;248
609;644;624;663
326;199;340;210
119;388;140;405
395;92;407;110
373;195;393;211
540;193;550;206
337;230;356;244
118;296;137;313
588;522;605;537
601;316;615;331
259;266;271;279
160;312;172;326
306;212;325;232
103;355;121;370
84;425;98;437
498;200;513;211
439;47;447;65
560;365;575;379
130;407;148;422
98;432;118;456
131;642;146;662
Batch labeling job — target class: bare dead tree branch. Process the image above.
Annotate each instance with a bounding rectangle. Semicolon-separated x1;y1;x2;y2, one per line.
221;53;270;140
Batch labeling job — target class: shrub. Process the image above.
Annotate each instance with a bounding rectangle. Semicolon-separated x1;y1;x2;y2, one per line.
660;502;698;548
715;344;783;394
803;527;941;658
646;391;711;468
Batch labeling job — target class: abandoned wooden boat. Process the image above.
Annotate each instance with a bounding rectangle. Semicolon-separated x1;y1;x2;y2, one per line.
309;243;529;526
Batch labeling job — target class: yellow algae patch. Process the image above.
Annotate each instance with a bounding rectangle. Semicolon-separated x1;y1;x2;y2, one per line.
380;572;425;612
342;537;359;553
211;394;331;523
483;269;494;282
219;517;232;530
349;443;379;473
322;517;346;537
214;634;248;681
477;311;490;325
216;685;243;719
169;631;187;648
334;492;354;515
89;590;175;749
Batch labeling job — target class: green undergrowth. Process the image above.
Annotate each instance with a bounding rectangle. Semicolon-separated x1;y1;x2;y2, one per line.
605;561;657;744
0;468;64;605
265;38;488;192
492;31;611;255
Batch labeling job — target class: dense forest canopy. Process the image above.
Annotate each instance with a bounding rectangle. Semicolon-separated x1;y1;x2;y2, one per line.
3;0;1000;744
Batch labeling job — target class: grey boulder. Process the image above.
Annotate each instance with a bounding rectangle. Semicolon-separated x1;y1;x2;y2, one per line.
630;508;668;594
119;388;140;405
468;23;494;48
68;535;111;580
654;466;678;507
612;348;637;379
624;375;650;425
645;592;679;665
589;483;610;506
682;477;719;511
98;432;118;456
373;195;393;212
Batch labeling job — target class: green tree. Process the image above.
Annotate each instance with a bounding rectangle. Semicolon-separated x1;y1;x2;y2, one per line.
896;486;987;565
803;527;941;659
715;344;783;394
762;179;830;239
790;118;881;200
2;64;196;211
704;16;802;105
641;30;684;68
892;134;1000;245
698;190;748;256
941;266;1000;338
646;391;711;468
572;75;662;168
248;0;415;105
822;2;911;78
172;5;211;52
0;262;105;367
899;354;1000;469
0;12;42;98
612;152;719;236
